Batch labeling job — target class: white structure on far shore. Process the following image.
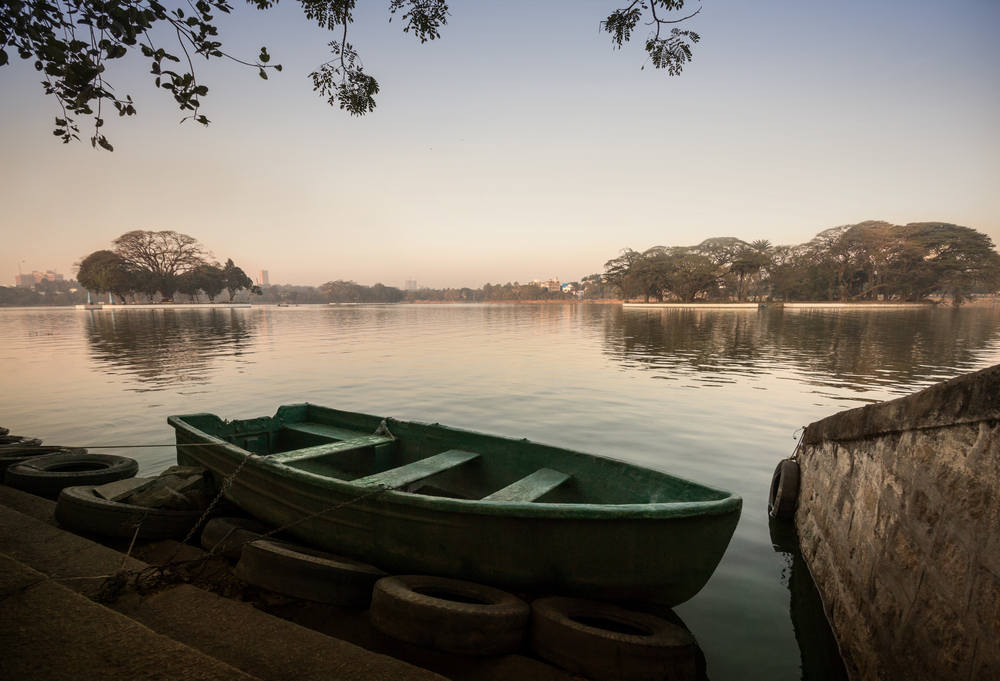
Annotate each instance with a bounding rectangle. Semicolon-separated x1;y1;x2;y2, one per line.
532;278;561;292
257;270;270;286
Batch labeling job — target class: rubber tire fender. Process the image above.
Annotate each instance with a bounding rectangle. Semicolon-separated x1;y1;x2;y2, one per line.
529;597;698;681
768;459;800;520
55;485;204;540
234;539;388;608
200;517;275;562
5;453;138;500
0;447;87;476
370;575;530;655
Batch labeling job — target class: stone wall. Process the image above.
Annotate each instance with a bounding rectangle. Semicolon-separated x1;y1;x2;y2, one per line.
794;364;999;681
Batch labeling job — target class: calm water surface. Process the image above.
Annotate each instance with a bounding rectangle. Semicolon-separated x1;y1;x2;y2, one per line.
3;303;1000;680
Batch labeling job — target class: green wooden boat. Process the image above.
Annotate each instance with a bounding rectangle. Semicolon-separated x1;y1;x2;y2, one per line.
168;404;741;606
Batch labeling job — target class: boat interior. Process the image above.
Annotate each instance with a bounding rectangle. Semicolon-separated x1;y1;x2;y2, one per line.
175;407;735;506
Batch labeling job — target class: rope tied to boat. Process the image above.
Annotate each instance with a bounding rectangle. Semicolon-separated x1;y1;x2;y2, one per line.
374;418;395;439
205;483;392;557
789;427;806;461
197;418;398;553
100;422;402;600
109;483;395;600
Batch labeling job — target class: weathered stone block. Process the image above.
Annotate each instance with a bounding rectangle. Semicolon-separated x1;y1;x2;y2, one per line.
869;573;903;632
930;534;972;606
93;476;155;502
128;485;198;511
970;567;1000;648
914;587;970;677
121;466;213;511
795;365;1000;680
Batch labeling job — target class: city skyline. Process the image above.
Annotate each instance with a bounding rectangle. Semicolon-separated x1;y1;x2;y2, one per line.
3;1;998;288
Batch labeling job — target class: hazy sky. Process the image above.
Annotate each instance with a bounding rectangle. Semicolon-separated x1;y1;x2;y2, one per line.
2;0;998;288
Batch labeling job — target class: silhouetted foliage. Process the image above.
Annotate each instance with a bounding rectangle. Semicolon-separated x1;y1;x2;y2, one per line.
1;0;704;148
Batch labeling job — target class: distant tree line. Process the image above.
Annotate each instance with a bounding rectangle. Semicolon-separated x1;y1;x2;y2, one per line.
599;222;1000;306
75;231;261;303
403;282;579;303
252;280;583;305
0;278;90;307
22;221;996;309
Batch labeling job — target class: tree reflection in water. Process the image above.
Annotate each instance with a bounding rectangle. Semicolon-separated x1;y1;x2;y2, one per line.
85;309;254;391
607;307;1000;397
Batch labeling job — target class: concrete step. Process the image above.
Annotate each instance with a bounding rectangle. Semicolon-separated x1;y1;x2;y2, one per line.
0;487;448;681
0;553;260;681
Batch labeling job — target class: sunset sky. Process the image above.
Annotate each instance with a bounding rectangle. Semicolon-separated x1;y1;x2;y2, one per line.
2;0;998;289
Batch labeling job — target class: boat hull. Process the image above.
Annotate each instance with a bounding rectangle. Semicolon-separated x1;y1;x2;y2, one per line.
169;404;741;606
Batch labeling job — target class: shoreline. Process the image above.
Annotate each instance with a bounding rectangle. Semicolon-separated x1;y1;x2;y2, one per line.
74;303;251;310
2;295;992;310
624;302;935;309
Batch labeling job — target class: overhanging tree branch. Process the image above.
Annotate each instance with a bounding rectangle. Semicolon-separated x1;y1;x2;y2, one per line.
2;0;704;149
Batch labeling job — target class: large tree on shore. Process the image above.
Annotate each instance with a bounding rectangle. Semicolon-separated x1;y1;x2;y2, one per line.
603;248;645;302
1;0;704;149
195;263;227;302
222;258;262;302
112;230;210;301
905;223;1000;305
75;249;136;302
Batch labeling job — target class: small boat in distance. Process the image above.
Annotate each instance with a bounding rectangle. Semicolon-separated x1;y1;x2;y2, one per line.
169;404;742;606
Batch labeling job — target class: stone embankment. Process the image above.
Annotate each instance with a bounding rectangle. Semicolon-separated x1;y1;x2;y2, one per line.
0;485;574;681
794;364;999;680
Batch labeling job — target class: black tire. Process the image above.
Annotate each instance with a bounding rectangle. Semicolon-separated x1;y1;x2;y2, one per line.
201;517;275;562
0;447;87;476
768;459;800;520
55;485;204;540
5;453;139;500
370;575;530;655
529;597;697;681
0;436;42;449
234;539;388;608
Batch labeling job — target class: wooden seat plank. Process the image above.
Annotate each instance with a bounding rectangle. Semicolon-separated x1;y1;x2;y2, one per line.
481;468;571;503
283;422;370;442
354;450;480;489
269;435;394;464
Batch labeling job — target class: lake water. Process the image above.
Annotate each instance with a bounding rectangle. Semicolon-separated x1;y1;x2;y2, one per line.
3;303;999;680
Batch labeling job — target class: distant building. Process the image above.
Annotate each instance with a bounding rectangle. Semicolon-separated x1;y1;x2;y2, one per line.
538;278;561;292
14;270;62;287
405;280;418;291
257;270;270;286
